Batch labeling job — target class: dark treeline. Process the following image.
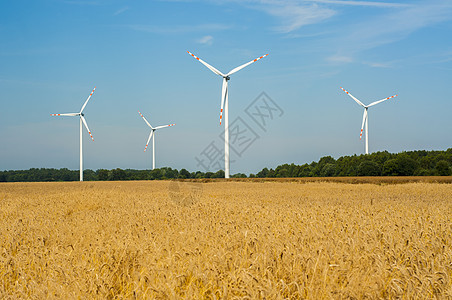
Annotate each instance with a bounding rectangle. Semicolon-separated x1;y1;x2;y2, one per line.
1;149;451;182
253;149;452;178
0;168;229;182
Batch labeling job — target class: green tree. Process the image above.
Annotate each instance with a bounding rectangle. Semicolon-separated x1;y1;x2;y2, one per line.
383;155;418;176
320;163;337;177
213;170;225;178
110;168;126;181
97;169;110;181
419;156;434;169
179;168;191;179
161;167;178;179
84;169;97;181
149;169;163;180
357;161;381;176
267;168;276;177
435;160;451;176
257;168;269;178
275;165;289;177
297;164;313;177
194;171;204;179
232;173;247;178
382;159;399;176
396;155;419;176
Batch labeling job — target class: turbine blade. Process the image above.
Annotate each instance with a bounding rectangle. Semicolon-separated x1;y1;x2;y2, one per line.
81;115;94;141
367;94;398;107
51;113;79;116
187;51;225;77
154;124;175;130
144;130;154;152
360;109;368;140
138;111;153;129
226;53;269;76
340;87;366;107
220;78;227;125
80;86;96;113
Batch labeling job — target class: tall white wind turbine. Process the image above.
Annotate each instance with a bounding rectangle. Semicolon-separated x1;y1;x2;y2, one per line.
51;87;96;181
187;51;268;178
340;87;397;155
138;111;175;170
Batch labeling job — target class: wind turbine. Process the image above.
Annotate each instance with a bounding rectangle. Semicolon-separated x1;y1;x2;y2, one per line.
340;87;397;155
138;111;175;170
187;51;268;178
51;87;96;181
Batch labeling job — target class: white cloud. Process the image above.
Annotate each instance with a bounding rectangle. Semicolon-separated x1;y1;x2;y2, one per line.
325;1;452;64
352;2;451;49
266;4;336;33
154;0;452;59
327;54;353;63
197;35;214;45
364;61;393;68
218;0;411;33
156;0;408;33
113;6;129;16
305;0;410;8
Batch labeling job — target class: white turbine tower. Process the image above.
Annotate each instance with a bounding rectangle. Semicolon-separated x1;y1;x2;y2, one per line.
138;111;175;170
187;51;268;178
340;87;397;155
51;87;96;181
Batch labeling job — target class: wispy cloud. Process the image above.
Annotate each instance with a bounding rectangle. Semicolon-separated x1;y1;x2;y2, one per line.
197;35;214;45
113;6;129;16
222;0;410;33
327;55;353;63
155;0;452;64
323;1;452;65
156;0;409;33
127;23;231;34
305;0;410;8
265;4;336;33
363;61;393;68
346;3;449;48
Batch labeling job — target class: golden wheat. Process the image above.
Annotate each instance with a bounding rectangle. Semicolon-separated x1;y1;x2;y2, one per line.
1;181;451;299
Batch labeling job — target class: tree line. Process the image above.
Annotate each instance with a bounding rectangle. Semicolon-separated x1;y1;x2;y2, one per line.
1;149;451;182
254;149;452;178
0;167;228;182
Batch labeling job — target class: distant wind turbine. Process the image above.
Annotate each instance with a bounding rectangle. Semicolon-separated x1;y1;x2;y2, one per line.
138;111;175;170
51;87;96;181
340;87;397;154
187;51;268;178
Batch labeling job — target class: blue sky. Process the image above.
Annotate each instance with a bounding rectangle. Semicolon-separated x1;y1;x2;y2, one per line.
1;0;451;174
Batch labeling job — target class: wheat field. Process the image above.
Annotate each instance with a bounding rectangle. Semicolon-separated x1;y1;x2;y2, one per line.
1;180;451;299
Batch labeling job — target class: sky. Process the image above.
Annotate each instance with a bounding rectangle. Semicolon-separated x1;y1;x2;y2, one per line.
1;0;451;175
